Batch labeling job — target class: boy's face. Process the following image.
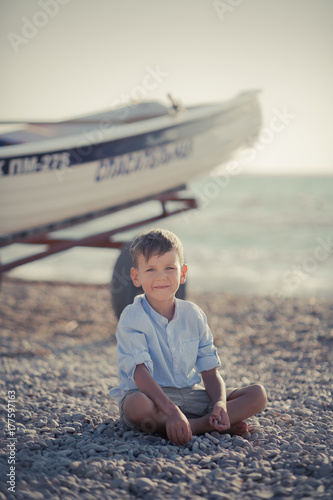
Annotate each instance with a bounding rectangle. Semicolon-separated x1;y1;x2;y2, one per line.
131;249;187;305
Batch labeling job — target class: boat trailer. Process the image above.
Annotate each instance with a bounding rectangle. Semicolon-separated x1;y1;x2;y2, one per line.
0;187;197;316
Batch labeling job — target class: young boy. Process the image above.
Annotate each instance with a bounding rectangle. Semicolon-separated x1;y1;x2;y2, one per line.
109;229;267;445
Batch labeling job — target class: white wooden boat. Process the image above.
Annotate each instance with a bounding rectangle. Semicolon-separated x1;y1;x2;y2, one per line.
0;91;261;243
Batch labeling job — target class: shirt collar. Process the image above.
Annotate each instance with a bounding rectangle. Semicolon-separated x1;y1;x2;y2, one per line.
141;294;178;325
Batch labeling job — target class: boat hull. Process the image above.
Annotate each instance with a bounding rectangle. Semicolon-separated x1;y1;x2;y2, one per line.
0;92;261;241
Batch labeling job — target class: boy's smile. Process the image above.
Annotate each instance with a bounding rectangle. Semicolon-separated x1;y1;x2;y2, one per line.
131;249;187;318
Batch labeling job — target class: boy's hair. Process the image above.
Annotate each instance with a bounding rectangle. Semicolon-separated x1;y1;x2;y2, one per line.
130;229;184;267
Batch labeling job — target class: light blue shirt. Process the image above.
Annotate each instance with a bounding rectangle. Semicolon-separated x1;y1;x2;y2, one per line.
109;294;221;403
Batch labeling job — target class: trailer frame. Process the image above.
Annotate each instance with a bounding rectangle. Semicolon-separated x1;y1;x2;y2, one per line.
0;186;197;275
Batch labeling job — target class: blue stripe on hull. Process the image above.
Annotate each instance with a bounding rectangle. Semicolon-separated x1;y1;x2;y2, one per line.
0;107;242;176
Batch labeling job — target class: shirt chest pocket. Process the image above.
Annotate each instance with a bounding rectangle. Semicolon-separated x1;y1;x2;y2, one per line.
181;337;199;371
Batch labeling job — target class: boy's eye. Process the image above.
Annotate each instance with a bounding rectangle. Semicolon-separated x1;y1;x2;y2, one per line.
146;268;154;272
166;266;175;270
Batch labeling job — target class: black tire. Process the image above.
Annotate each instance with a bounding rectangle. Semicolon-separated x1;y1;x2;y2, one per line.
110;242;186;319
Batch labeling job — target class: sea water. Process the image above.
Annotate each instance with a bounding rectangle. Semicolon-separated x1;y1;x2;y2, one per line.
2;175;333;298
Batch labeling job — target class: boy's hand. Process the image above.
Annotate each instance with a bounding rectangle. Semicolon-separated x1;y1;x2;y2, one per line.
165;407;192;445
209;401;230;431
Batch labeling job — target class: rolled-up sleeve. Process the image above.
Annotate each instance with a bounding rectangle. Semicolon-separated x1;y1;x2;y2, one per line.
195;309;221;373
116;315;153;383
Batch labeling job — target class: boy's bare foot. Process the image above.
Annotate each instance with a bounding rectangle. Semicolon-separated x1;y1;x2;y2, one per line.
189;414;250;437
225;420;249;436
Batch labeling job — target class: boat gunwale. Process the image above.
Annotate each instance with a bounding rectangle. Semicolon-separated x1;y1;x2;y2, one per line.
0;92;260;158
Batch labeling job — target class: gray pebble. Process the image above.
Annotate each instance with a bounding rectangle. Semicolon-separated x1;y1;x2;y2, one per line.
165;464;186;475
123;430;135;439
207;492;230;500
248;472;263;480
113;445;129;453
158;445;170;454
130;477;156;493
72;412;86;420
254;490;274;499
319;463;332;477
38;418;48;427
205;432;220;444
110;477;128;490
288;442;302;452
232;437;245;447
62;426;76;433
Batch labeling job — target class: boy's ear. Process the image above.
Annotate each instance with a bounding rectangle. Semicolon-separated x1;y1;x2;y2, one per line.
130;267;142;288
180;264;187;284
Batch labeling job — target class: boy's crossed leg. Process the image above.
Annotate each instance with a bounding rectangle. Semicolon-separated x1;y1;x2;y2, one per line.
122;384;267;441
189;384;267;436
123;391;167;434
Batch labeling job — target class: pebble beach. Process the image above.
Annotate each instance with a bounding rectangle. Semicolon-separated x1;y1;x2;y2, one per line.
1;278;332;499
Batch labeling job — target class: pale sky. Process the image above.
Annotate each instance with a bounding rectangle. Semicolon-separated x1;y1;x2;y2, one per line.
1;0;332;175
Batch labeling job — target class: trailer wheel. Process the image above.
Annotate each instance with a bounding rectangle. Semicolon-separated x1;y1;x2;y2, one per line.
111;243;186;319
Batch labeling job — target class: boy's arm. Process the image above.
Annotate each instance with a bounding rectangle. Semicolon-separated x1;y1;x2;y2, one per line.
201;367;231;431
134;364;192;445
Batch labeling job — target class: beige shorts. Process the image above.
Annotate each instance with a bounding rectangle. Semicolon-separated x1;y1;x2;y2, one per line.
119;386;239;428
